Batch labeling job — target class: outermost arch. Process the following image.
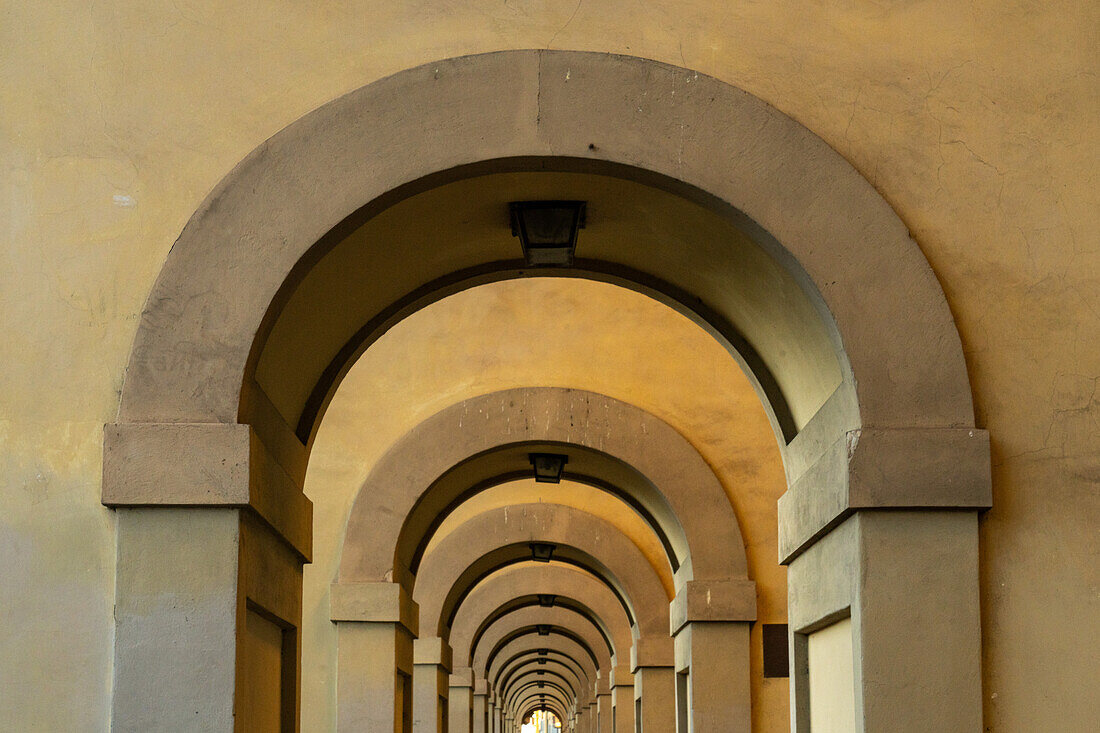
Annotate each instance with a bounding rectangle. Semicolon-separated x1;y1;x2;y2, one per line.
116;49;975;451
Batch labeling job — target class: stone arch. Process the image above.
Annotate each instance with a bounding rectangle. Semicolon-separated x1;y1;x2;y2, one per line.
449;564;633;669
102;49;991;732
500;660;584;703
474;610;611;678
507;678;576;710
410;503;673;640
491;637;601;697
339;387;747;593
479;612;614;731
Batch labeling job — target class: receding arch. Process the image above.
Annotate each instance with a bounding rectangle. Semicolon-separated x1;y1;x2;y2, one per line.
450;564;633;669
512;682;573;722
497;654;586;695
340;387;747;593
507;678;576;710
407;459;681;577
479;603;614;663
499;660;584;704
490;637;601;697
479;619;608;683
409;504;672;640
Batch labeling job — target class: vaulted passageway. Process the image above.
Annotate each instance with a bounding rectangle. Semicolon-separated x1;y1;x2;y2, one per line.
103;50;989;733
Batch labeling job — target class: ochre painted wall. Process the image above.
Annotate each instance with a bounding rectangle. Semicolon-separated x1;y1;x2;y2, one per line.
1;2;1096;731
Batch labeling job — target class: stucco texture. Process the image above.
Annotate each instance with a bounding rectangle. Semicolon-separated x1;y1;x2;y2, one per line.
1;1;1096;731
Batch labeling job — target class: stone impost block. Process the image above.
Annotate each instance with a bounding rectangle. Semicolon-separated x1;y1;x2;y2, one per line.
103;422;313;560
630;636;675;671
669;579;757;635
415;636;454;670
330;582;419;636
450;666;475;688
608;664;634;688
779;427;992;562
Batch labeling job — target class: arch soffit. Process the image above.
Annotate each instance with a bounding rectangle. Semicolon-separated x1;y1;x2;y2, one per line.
411;503;669;638
450;563;632;667
118;49;973;447
341;387;746;590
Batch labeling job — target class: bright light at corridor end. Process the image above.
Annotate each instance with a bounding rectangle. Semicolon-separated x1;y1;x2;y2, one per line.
522;709;562;732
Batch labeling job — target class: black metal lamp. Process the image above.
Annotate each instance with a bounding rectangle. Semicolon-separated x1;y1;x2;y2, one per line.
537;594;557;607
537;624;552;636
530;542;557;562
529;453;567;483
509;200;587;267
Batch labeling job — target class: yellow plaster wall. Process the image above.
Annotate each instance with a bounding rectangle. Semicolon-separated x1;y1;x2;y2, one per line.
1;1;1096;730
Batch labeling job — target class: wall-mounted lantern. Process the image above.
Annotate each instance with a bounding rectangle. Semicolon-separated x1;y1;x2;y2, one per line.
509;200;587;266
537;624;552;636
529;453;568;483
538;594;557;607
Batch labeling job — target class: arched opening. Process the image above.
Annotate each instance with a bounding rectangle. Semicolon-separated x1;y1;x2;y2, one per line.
103;50;989;733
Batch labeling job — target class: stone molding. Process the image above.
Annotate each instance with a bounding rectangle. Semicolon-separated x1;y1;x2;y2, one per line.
778;427;992;561
103;422;312;560
669;579;758;635
414;636;454;670
629;636;675;670
330;582;419;636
